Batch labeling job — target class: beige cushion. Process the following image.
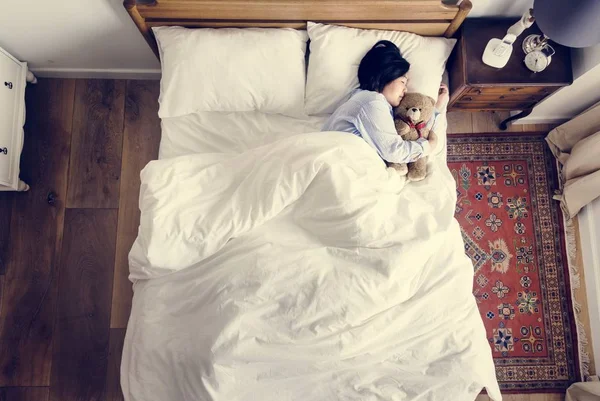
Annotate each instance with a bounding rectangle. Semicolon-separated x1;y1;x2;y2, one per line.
564;130;600;180
547;102;600;218
566;381;600;401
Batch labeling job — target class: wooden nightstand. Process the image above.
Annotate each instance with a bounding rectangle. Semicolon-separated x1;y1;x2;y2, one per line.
447;18;573;129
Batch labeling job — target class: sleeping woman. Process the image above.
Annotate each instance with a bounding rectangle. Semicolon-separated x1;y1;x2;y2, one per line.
322;40;449;165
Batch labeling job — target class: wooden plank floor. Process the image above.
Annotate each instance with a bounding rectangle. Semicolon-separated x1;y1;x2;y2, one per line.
0;79;590;400
0;79;74;388
0;79;160;401
446;110;558;134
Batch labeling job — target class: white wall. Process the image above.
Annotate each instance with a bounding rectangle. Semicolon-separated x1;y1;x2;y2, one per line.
0;0;160;78
516;67;600;124
572;43;600;79
0;0;532;79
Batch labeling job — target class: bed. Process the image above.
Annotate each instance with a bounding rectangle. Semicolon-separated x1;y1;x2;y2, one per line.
121;1;502;400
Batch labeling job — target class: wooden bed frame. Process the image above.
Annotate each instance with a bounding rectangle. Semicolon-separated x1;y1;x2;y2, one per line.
124;0;472;58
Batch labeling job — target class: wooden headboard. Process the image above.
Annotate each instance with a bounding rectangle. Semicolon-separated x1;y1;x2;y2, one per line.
124;0;472;58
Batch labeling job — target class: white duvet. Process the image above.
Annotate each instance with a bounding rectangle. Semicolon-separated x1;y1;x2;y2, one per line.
122;130;501;401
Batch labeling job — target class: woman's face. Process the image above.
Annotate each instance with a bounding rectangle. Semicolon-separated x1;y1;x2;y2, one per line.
381;75;408;107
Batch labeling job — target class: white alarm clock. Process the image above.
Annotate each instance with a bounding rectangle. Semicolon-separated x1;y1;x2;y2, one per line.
524;45;555;73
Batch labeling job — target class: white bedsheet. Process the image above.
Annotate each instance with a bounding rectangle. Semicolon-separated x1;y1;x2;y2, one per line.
122;110;501;400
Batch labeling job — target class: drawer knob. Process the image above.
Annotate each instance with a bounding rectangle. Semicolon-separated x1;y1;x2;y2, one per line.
499;95;506;99
464;96;473;101
0;147;7;155
4;82;12;89
47;191;57;206
474;89;482;95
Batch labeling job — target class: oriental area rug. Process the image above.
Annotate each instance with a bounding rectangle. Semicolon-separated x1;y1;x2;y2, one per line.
447;133;581;392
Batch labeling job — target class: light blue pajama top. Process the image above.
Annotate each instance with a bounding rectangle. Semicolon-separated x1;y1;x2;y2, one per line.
323;89;439;164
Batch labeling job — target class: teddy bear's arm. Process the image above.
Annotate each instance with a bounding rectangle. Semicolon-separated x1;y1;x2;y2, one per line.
395;119;411;136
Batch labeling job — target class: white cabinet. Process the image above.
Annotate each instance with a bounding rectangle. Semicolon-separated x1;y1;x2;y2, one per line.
0;46;36;191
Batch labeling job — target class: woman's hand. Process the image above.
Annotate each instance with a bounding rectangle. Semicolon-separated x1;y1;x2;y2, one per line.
435;83;449;111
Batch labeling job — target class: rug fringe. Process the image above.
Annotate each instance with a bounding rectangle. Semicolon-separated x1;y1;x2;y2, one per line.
564;217;591;380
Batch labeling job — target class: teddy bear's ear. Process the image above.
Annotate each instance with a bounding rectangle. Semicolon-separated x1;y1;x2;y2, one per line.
428;96;436;107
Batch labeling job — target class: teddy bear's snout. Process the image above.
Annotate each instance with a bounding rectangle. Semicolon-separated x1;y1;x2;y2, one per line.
406;108;421;122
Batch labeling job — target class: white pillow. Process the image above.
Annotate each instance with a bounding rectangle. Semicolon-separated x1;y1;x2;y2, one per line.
305;22;456;115
153;26;308;118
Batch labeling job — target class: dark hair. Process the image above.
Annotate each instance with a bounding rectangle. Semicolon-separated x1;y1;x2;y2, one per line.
358;40;410;93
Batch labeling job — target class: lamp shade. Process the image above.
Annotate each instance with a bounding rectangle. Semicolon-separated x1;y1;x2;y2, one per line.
534;0;600;48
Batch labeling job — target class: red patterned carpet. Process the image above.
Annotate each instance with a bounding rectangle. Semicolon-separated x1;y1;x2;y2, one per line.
447;133;580;392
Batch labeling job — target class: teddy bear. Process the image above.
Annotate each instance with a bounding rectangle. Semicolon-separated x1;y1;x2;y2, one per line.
389;92;436;182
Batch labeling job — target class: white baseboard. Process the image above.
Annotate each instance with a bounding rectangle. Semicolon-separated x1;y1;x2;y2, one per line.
578;197;600;373
511;115;571;125
29;67;161;80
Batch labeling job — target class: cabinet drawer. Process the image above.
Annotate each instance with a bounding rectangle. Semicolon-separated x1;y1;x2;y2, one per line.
452;101;536;111
458;93;544;103
467;86;555;96
0;55;20;113
0;145;11;185
0;53;23;186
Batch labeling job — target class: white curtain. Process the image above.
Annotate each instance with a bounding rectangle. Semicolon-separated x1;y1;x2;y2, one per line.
546;101;600;219
548;103;600;397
